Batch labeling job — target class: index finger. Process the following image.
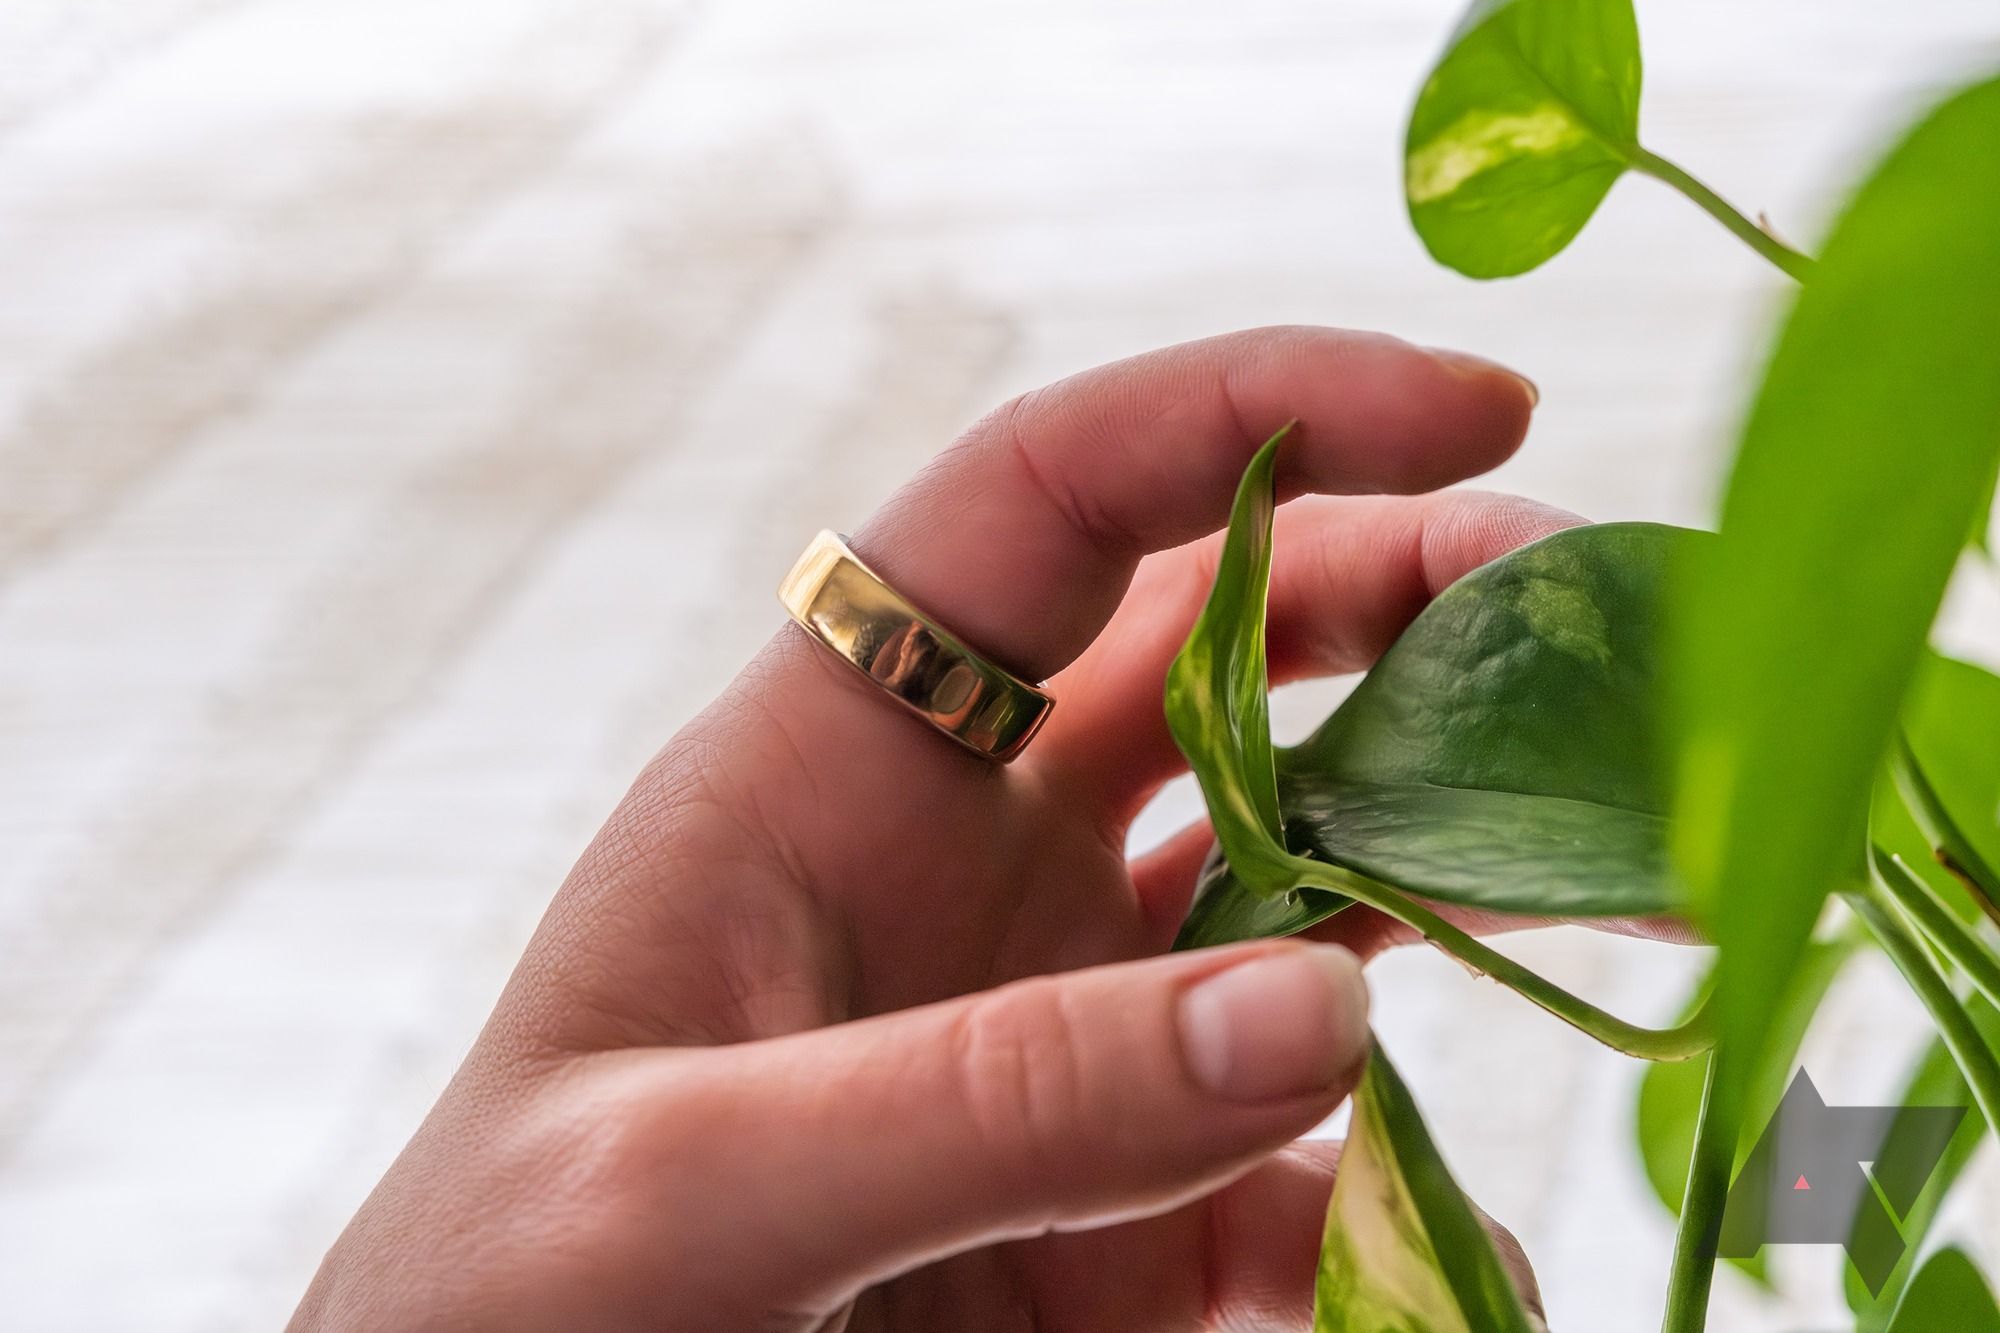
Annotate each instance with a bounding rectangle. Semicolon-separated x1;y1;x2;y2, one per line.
849;325;1537;683
525;327;1536;1047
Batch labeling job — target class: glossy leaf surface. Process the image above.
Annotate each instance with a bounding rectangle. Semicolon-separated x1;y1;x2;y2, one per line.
1405;0;1641;277
1165;468;1709;1060
1315;1040;1535;1333
1181;522;1690;949
1669;74;2000;1161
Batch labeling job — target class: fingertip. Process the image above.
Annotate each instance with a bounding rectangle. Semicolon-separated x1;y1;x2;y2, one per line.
1429;347;1540;411
1176;943;1371;1104
1401;347;1538;490
1418;491;1588;595
1270;337;1539;496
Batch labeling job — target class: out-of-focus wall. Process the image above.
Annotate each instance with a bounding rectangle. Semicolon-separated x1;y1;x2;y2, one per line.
1;1;1995;1327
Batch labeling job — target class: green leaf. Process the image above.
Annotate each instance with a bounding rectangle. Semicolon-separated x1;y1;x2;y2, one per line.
1899;653;2000;909
1846;997;1997;1329
1164;426;1303;901
1283;521;1682;910
1883;1248;2000;1333
1177;845;1352;952
1277;776;1670;915
1668;72;2000;1187
1315;1040;1535;1333
1634;933;1858;1285
1405;0;1641;278
1181;522;1693;950
1163;459;1713;1061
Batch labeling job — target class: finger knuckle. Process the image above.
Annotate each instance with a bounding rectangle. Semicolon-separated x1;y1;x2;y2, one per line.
948;979;1094;1189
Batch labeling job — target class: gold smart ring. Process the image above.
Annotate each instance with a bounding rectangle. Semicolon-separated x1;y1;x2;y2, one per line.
778;531;1054;763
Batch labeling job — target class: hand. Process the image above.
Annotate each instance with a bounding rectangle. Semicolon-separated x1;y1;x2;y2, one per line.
294;327;1556;1332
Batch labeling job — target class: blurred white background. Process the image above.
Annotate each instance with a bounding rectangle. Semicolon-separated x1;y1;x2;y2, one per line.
2;0;1997;1328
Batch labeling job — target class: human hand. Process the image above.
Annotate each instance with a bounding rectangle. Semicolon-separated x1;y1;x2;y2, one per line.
294;327;1558;1332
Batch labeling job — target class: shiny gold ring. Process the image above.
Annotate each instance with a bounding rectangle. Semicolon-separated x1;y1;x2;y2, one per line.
779;531;1054;762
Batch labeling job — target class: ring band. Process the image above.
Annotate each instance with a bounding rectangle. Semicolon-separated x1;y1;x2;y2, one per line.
778;531;1054;762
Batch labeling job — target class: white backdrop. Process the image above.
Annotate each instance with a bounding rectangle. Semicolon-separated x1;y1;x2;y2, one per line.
1;0;1996;1327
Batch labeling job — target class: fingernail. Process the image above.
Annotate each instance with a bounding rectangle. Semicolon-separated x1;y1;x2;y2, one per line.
1429;348;1539;409
1177;946;1371;1102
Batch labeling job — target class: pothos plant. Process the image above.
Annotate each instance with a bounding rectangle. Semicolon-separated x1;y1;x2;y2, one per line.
1163;2;2000;1329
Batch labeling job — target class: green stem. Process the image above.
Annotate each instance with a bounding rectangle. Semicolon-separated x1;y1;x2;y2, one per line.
1660;1048;1729;1333
1630;147;1816;283
1892;740;2000;922
1294;860;1714;1061
1847;878;2000;1133
1874;851;2000;1013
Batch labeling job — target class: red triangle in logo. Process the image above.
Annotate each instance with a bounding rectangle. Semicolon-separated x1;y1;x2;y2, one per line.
1793;1174;1811;1191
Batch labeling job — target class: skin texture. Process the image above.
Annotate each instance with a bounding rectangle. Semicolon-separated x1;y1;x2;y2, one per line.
293;327;1571;1333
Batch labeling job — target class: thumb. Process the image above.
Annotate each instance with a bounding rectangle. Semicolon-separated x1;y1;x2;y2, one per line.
623;941;1370;1316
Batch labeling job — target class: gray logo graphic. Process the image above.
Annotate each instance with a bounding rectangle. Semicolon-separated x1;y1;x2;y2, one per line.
1718;1069;1967;1294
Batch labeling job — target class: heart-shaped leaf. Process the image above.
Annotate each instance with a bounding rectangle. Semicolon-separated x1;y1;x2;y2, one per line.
1180;522;1693;950
1315;1039;1537;1333
1162;449;1717;1054
1405;0;1642;278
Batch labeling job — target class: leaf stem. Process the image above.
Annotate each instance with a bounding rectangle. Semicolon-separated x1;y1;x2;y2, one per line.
1293;859;1714;1061
1847;877;2000;1133
1660;1047;1728;1333
1630;147;1816;283
1892;739;2000;922
1872;851;2000;1019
